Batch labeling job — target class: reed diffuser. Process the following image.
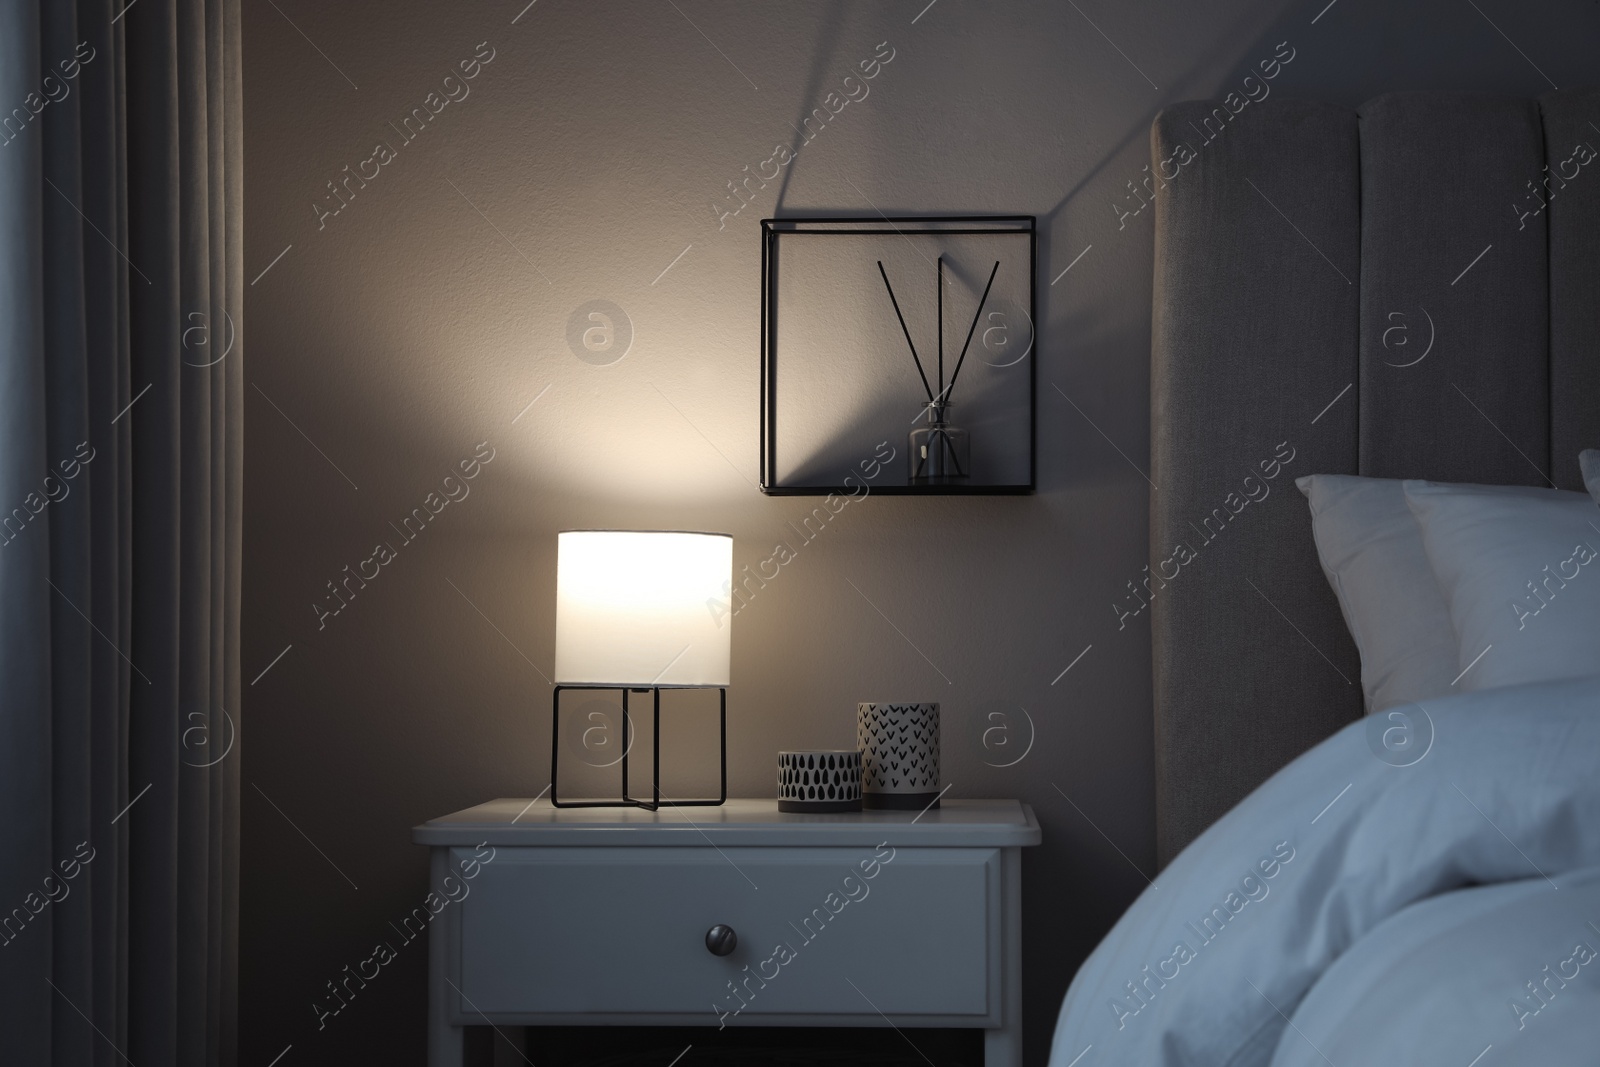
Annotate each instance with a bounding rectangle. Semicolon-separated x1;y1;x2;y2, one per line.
877;255;999;484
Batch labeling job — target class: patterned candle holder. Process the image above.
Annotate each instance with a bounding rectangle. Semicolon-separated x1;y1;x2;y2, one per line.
777;750;862;813
857;702;940;810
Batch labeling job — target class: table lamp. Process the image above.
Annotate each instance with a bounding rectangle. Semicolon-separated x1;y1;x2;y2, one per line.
551;530;732;809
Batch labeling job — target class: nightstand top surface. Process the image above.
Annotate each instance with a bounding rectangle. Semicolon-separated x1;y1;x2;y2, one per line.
413;798;1040;848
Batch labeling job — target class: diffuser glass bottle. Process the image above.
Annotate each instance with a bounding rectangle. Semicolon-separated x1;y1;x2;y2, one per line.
909;401;970;484
877;252;998;489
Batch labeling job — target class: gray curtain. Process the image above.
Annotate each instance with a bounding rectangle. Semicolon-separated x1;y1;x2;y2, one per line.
0;0;242;1064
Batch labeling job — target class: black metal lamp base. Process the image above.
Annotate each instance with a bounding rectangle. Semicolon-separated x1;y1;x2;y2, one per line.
550;684;727;811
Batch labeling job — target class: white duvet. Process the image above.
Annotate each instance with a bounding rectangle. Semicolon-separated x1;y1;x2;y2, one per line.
1269;865;1600;1065
1047;674;1600;1067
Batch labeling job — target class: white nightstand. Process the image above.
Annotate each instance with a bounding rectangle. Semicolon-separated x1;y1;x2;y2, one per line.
413;798;1040;1066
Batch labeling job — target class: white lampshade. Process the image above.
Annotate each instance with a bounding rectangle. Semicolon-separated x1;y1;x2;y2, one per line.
555;530;733;687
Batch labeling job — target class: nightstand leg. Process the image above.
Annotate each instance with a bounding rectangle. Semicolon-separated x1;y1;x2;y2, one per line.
429;848;466;1067
429;1023;465;1067
985;1025;1021;1067
984;846;1024;1067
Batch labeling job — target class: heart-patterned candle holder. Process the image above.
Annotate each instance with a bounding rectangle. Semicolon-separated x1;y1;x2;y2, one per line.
857;702;940;810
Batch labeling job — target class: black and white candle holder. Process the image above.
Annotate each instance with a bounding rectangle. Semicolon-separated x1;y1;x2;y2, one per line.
857;702;941;810
777;750;862;813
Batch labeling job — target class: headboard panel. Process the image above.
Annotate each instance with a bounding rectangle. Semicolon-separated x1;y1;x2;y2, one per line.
1151;90;1600;867
1546;89;1600;485
1150;100;1361;866
1357;95;1549;485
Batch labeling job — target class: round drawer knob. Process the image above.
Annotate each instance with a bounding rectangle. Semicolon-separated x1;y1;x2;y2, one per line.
705;924;737;957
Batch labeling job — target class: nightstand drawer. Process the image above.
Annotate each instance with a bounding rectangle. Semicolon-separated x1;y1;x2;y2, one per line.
455;845;996;1020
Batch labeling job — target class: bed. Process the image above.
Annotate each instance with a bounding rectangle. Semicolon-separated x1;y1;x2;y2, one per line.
1049;89;1600;1065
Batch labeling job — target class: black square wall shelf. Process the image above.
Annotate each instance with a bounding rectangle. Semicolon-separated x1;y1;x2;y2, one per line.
760;216;1036;495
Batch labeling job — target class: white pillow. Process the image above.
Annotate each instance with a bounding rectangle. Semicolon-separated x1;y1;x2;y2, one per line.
1582;449;1600;503
1295;474;1459;712
1404;479;1600;691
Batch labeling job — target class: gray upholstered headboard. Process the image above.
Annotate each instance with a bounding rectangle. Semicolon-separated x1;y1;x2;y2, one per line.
1150;89;1600;867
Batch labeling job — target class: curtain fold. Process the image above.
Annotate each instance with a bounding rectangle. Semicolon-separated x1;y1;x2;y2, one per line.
0;0;242;1063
